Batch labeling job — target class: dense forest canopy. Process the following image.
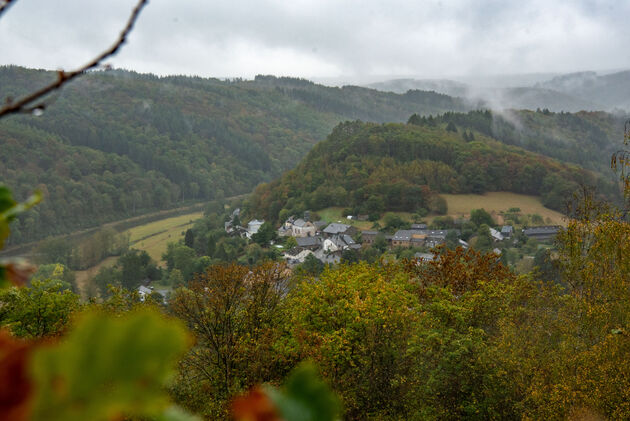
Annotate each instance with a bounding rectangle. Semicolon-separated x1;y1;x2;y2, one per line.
0;66;470;244
248;117;619;222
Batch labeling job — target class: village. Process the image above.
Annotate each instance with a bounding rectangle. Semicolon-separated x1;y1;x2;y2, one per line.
224;208;562;267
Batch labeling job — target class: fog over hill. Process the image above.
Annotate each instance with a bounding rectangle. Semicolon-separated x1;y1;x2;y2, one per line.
365;70;630;112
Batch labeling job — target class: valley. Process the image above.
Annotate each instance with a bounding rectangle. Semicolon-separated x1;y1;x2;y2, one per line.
2;2;630;420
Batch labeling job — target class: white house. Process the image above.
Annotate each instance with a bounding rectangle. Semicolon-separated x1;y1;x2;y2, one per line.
489;228;504;242
137;285;153;302
246;219;265;238
282;247;314;264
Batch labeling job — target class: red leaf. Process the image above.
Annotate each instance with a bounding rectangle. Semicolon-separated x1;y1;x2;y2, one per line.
231;387;281;421
4;261;36;287
0;330;33;421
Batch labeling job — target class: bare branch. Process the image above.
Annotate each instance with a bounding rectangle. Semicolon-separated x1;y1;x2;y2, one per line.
0;0;148;119
0;0;16;20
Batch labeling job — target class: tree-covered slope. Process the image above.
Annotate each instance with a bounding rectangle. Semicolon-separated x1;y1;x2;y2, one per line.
0;66;469;244
411;109;625;174
247;118;617;221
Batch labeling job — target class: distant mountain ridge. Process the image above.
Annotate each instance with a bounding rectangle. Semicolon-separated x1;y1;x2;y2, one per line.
366;70;630;112
534;70;630;110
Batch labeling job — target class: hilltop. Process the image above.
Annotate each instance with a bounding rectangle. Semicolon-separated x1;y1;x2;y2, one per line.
247;115;619;222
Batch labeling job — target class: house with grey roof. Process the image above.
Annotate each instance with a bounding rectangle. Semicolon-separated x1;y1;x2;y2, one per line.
322;223;358;238
361;230;379;245
501;225;514;238
489;228;504;242
523;226;561;241
291;218;317;237
322;234;360;253
392;230;414;247
296;235;322;250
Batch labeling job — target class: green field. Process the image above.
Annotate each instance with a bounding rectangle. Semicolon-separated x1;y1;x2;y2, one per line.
317;192;565;231
74;211;203;295
127;212;203;264
441;192;566;226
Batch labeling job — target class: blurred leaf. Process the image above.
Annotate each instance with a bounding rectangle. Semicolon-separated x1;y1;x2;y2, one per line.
30;309;190;421
0;330;34;421
0;186;16;214
2;260;36;287
232;387;281;421
1;190;41;222
0;186;40;255
266;363;341;421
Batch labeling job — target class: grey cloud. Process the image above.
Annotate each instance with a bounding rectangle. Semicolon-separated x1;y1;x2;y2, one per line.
0;0;629;80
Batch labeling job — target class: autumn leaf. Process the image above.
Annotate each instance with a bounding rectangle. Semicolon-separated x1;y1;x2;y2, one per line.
3;260;36;287
231;387;281;421
0;330;34;421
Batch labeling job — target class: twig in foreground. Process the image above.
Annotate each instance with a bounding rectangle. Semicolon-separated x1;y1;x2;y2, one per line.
0;0;148;119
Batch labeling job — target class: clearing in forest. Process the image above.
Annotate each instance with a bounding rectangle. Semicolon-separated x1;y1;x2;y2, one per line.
441;192;566;226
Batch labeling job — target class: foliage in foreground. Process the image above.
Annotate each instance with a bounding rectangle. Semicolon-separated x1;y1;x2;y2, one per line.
0;187;197;421
3;176;630;420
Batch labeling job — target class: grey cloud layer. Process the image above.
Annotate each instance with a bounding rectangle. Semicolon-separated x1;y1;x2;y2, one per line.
0;0;628;79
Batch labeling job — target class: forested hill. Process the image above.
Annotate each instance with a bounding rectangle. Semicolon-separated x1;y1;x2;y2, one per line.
409;109;625;175
0;66;469;244
248;116;620;222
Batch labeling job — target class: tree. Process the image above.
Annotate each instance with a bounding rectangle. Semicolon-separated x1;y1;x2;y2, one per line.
170;262;290;418
0;280;80;338
611;119;630;196
470;208;494;227
446;121;457;132
284;236;298;249
383;213;409;232
163;243;197;281
92;265;121;296
445;229;459;249
429;195;448;215
34;237;73;266
117;249;159;290
31;263;77;292
373;233;389;253
251;222;277;246
184;228;195;249
296;253;324;277
474;224;494;252
284;262;419;418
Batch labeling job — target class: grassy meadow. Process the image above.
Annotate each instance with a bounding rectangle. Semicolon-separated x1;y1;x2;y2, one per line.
441;192;566;226
317;192;566;231
74;211;203;293
126;212;203;263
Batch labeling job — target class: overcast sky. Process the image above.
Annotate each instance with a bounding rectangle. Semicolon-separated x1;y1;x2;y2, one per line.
0;0;628;83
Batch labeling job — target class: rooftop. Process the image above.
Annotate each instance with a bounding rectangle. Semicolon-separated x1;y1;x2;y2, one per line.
323;223;351;234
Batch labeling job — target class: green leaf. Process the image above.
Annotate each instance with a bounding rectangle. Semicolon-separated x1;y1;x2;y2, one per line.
266;362;341;421
0;185;17;214
30;309;190;421
0;187;41;250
